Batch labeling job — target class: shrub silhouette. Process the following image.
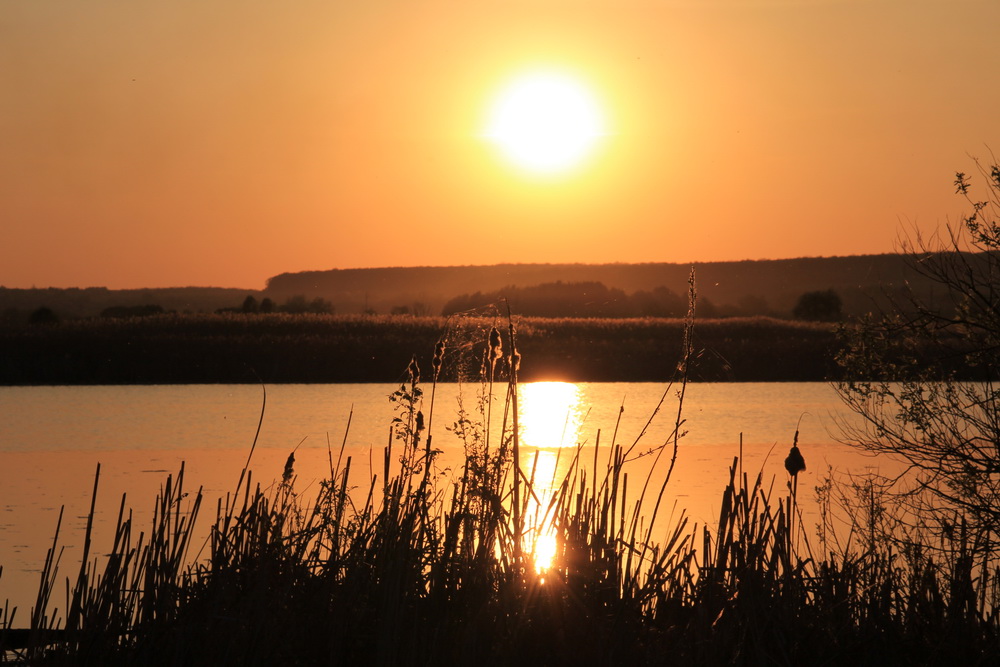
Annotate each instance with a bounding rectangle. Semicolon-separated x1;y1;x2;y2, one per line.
241;296;259;313
281;295;334;314
792;289;842;321
836;160;1000;554
28;306;59;325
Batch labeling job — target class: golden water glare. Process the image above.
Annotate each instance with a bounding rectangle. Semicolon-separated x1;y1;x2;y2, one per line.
519;381;584;449
518;381;585;573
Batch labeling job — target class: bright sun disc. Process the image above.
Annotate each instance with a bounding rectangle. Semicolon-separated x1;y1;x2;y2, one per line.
485;71;606;175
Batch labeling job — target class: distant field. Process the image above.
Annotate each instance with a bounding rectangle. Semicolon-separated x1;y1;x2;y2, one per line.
0;313;841;384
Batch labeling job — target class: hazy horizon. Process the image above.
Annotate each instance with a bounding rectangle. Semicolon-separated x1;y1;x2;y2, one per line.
4;250;912;291
4;1;998;290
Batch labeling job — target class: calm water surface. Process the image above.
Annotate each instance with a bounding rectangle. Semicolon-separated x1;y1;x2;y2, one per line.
0;381;859;452
0;382;883;618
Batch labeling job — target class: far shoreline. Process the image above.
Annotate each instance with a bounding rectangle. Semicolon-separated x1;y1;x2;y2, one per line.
1;313;844;385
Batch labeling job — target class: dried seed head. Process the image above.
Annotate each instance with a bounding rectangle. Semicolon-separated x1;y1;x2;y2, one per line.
408;355;420;385
488;327;502;361
784;445;806;477
432;340;445;372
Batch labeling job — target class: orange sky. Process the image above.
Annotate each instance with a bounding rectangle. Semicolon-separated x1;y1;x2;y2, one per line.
3;0;999;289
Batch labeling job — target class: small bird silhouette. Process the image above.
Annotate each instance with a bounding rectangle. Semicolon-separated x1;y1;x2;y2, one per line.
784;443;806;477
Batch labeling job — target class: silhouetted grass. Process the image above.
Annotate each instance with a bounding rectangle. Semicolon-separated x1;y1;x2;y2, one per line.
1;314;998;665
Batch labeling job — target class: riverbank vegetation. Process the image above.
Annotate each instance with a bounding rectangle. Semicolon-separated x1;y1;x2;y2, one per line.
0;312;840;385
834;163;1000;600
2;306;998;665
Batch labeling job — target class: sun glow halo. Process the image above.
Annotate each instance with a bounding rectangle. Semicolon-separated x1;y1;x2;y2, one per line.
484;71;607;176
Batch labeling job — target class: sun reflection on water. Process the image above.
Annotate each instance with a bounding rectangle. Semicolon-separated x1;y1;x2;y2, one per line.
517;381;585;575
519;381;584;449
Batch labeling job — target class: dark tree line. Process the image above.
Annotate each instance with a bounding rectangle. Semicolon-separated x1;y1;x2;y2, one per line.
7;287;844;325
219;294;334;315
442;280;846;321
441;281;695;318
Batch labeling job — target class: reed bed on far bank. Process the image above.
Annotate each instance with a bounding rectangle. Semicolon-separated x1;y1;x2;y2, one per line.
0;311;839;384
2;314;998;665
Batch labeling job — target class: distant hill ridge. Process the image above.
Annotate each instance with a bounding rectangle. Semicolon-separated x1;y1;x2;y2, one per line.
0;286;252;321
0;254;950;320
264;255;933;318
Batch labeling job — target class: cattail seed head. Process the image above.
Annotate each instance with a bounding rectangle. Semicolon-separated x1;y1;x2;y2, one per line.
784;445;806;477
408;355;420;386
432;340;445;373
488;327;502;362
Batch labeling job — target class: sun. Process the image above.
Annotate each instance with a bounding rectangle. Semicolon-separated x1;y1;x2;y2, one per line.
484;70;607;176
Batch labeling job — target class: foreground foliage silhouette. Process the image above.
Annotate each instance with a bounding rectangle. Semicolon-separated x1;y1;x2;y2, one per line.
2;298;998;665
835;161;1000;606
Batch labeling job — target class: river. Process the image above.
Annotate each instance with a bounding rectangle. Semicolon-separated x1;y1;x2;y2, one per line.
0;381;885;620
